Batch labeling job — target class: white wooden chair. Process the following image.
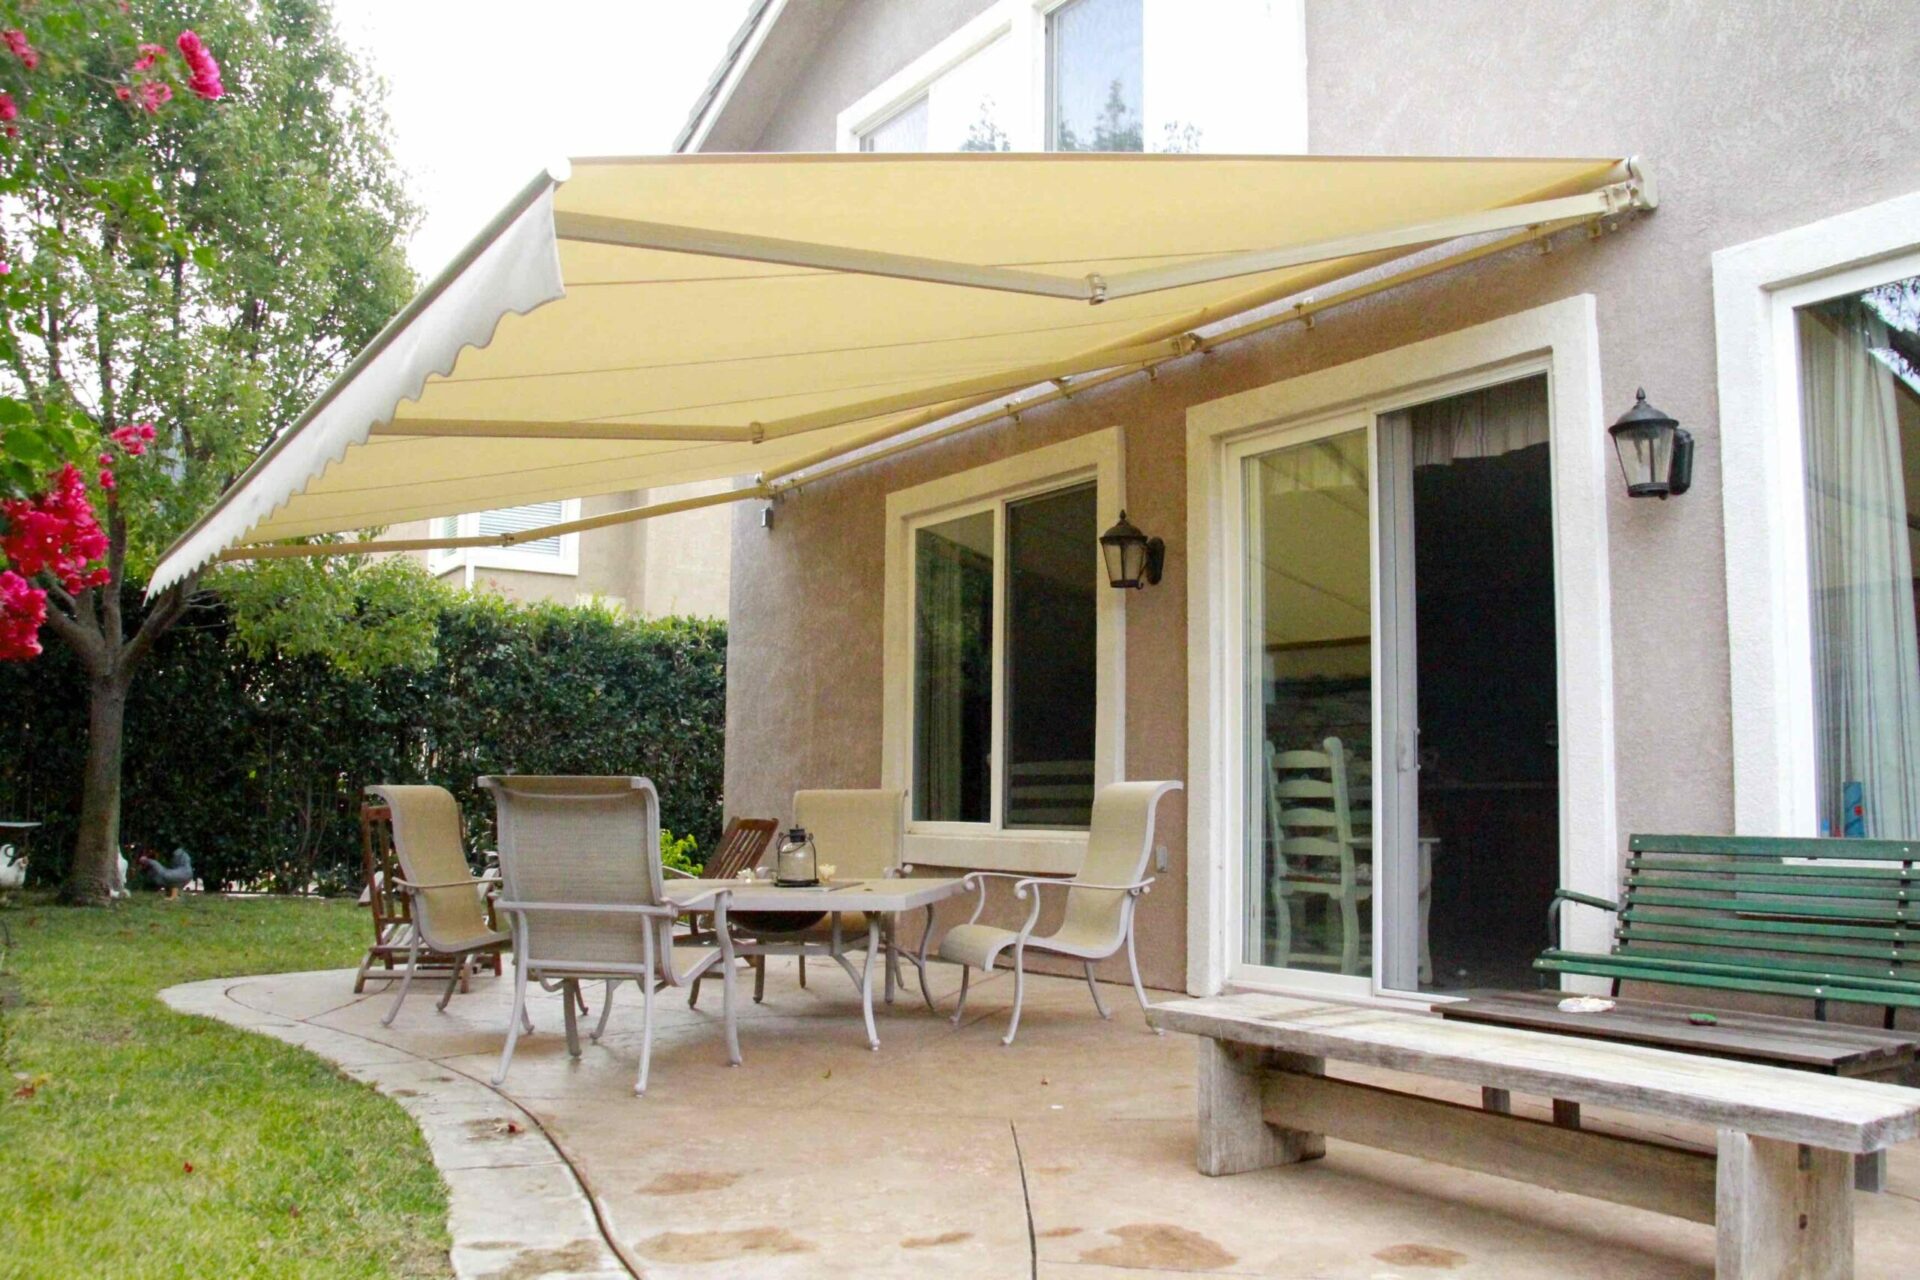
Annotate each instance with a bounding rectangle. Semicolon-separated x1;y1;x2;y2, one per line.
480;775;740;1095
938;780;1181;1045
1264;739;1371;974
365;785;511;1028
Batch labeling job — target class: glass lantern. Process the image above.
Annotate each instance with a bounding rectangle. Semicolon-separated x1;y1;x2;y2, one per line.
774;826;819;886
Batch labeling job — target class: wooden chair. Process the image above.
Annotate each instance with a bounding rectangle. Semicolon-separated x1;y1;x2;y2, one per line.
1264;738;1371;975
354;801;505;993
362;786;512;1027
679;817;778;1008
940;780;1181;1045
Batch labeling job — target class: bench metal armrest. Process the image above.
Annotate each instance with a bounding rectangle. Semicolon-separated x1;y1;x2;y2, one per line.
1547;888;1620;949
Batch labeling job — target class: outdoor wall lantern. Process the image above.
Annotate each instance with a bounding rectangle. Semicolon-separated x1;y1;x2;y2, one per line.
1608;388;1694;499
1100;510;1165;589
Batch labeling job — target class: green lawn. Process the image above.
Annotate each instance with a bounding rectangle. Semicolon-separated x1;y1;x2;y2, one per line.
0;893;449;1279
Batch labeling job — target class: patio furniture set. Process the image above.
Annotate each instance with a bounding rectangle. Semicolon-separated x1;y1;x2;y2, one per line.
367;774;1181;1093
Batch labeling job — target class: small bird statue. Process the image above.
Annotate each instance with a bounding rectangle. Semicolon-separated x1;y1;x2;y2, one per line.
0;844;24;891
134;848;195;898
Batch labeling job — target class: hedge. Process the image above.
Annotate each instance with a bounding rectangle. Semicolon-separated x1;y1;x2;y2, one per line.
0;593;726;893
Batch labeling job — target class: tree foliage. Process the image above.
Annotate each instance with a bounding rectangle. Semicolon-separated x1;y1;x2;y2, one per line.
0;590;730;894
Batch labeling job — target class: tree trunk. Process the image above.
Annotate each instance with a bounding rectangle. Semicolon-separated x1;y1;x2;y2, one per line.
61;670;130;906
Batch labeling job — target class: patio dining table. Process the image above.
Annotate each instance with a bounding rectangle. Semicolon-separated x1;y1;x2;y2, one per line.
663;875;968;1050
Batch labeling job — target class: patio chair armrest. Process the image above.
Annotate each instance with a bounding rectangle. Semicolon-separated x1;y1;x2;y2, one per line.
394;875;502;891
665;883;736;909
956;870;1045;925
494;899;680;918
1017;876;1154;898
662;865;697;880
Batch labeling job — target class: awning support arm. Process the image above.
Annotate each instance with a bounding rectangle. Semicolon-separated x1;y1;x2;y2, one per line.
552;210;1090;301
215;485;765;563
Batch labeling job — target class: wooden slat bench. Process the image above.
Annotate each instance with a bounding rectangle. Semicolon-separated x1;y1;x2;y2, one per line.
1537;833;1920;1026
1149;992;1920;1279
1439;989;1920;1192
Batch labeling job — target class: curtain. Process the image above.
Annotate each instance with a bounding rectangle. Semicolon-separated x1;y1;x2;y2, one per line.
1799;301;1920;838
1410;376;1549;467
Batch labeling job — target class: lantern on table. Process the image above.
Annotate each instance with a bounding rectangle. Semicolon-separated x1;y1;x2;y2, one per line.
775;827;819;887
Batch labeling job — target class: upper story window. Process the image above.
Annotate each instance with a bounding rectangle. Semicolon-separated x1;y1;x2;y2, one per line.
1047;0;1143;152
838;1;1306;157
430;499;581;577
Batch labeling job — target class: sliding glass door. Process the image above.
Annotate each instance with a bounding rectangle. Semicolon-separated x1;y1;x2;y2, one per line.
1230;375;1561;997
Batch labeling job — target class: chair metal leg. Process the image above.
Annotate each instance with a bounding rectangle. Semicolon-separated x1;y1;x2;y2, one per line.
435;953;470;1013
562;979;582;1058
950;965;971;1026
1084;960;1110;1020
493;944;531;1086
591;978;617;1042
798;955;807;988
916;904;937;1013
688;971;703;1009
1125;920;1161;1035
382;933;422;1027
574;982;590;1016
1002;948;1028;1046
635;924;657;1095
753;954;766;1002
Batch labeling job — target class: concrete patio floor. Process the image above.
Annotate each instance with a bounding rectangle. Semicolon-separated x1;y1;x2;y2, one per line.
164;958;1920;1279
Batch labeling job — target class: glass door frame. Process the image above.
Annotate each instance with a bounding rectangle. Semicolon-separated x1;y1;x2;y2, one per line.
1221;406;1382;1000
1221;359;1562;1000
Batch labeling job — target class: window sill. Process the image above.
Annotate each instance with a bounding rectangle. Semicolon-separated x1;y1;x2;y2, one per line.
903;830;1086;875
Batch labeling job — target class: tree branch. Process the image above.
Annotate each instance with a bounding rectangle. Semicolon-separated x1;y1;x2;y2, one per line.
120;572;199;673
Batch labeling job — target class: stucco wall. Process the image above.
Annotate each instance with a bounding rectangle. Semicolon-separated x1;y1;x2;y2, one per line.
721;0;1920;990
749;0;998;151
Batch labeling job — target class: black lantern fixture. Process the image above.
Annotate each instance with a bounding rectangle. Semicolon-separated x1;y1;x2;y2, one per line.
1608;388;1694;499
1099;510;1165;589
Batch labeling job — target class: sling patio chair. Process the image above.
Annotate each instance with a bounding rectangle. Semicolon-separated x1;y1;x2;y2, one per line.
364;785;511;1028
940;780;1181;1045
481;774;741;1095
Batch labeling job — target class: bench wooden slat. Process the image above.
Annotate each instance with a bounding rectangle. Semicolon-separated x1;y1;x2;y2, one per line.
1622;905;1920;943
1630;832;1920;861
1631;855;1919;881
1629;872;1918;903
1625;888;1913;920
1542;949;1920;996
1618;923;1915;963
1539;955;1920;1010
1150;993;1920;1153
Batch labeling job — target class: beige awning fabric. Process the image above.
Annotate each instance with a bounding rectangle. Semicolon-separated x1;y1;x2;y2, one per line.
152;152;1646;592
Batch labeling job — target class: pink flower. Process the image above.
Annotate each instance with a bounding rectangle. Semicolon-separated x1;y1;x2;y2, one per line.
0;262;10;275
0;93;17;124
132;42;165;73
0;570;47;661
135;80;171;113
108;423;152;457
1;463;112;593
175;30;222;100
97;468;115;491
3;29;39;71
113;84;131;103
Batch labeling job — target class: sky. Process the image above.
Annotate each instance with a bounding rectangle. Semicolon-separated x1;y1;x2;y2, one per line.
330;1;754;278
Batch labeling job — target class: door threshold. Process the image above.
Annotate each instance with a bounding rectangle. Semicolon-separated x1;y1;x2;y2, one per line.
1223;976;1461;1014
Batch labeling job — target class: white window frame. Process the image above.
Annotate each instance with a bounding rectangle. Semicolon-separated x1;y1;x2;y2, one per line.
428;498;583;579
1714;190;1920;837
834;0;1306;155
882;429;1126;873
1184;296;1617;998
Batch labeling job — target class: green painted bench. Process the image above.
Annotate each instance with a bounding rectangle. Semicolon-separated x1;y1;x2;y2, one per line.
1537;833;1920;1028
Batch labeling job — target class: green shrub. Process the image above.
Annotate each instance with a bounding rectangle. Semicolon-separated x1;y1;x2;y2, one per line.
0;591;726;891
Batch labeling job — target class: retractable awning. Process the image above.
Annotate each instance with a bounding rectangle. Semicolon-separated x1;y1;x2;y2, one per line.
151;152;1652;593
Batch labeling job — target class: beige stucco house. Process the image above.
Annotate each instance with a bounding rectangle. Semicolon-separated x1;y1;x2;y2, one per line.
674;0;1920;1001
384;485;731;617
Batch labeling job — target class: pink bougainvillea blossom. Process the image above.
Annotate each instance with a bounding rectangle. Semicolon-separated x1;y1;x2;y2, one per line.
3;29;39;71
0;93;17;123
135;80;172;113
132;42;165;73
109;422;155;456
0;570;47;661
97;468;115;491
113;84;131;102
175;30;222;100
0;261;10;275
0;464;112;593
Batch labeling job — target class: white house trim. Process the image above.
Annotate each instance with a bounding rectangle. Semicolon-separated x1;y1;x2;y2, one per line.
1713;190;1920;838
1184;295;1617;997
429;499;583;579
881;428;1125;874
836;4;1027;152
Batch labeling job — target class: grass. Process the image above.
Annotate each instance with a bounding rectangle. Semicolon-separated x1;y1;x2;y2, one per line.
0;893;449;1280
